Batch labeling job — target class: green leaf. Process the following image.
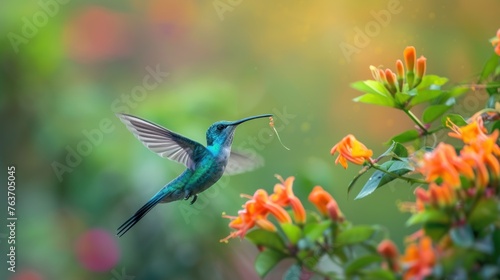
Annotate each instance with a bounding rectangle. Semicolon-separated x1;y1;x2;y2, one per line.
304;220;331;241
337;225;375;246
355;160;411;199
416;75;449;89
345;254;383;276
394;91;413;105
424;222;450;242
409;89;443;106
387;160;413;172
491;120;500;133
283;264;301;280
351;80;392;97
406;209;450;226
281;223;302;245
388;130;420;144
469;199;498;232
441;114;467;127
246;229;286;251
353;93;395;107
450;224;474;248
486;81;500;95
392;143;409;158
347;166;371;196
422;104;451;123
447;86;469;98
479;53;499;82
380;141;408;158
255;249;287;278
363;269;396;280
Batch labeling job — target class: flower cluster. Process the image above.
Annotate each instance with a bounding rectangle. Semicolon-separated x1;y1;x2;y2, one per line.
370;46;427;95
399;116;500;278
418;116;500;190
221;31;500;279
220;175;305;242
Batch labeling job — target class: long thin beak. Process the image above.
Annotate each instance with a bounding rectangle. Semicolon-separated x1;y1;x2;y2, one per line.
228;114;273;126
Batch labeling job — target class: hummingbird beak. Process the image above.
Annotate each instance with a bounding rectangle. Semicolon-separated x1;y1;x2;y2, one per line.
228;114;273;126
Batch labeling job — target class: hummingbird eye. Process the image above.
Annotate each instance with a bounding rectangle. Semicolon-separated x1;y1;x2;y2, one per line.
216;124;224;131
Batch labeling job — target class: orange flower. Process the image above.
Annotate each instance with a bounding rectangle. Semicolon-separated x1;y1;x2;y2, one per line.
330;134;373;169
378;239;400;272
252;189;292;224
417;143;466;187
221;189;291;242
447;117;487;144
309;186;337;217
491;28;500;56
402;236;436;280
270;175;306;224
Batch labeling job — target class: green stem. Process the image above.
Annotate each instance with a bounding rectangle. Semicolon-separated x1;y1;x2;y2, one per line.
369;162;428;185
403;109;428;134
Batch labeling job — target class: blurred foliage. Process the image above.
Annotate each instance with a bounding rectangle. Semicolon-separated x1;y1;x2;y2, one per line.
1;1;500;279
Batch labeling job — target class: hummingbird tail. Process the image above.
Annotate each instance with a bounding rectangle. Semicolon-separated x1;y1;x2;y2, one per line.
117;192;167;237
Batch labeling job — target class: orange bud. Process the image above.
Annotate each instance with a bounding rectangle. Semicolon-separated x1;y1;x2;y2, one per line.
385;69;397;94
378;239;399;259
326;200;343;222
396;59;405;78
404;46;416;73
416;56;427;79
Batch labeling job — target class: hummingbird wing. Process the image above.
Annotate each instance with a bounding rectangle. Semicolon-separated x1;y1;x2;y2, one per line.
224;150;264;175
117;113;204;170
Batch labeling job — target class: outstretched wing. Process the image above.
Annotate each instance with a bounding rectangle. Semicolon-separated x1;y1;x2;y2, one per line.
117;113;205;170
224;150;264;175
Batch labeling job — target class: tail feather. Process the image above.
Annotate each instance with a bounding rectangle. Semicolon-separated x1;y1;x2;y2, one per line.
117;191;167;237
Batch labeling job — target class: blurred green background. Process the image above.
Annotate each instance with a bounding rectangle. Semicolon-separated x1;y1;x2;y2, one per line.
1;0;499;279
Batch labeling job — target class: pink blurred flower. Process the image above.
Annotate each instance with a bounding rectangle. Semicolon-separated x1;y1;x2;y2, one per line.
75;228;120;271
63;6;132;63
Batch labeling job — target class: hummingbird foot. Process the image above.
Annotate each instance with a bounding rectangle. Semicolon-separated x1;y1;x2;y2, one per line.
184;192;198;204
190;195;198;205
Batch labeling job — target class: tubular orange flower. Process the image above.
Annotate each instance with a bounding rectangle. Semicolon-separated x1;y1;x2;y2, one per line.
447;117;487;144
417;143;463;187
221;188;291;242
401;236;436;280
253;189;292;224
270;175;306;224
330;134;373;169
308;186;335;216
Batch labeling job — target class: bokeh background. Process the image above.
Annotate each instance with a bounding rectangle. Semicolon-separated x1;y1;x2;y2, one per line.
1;0;499;279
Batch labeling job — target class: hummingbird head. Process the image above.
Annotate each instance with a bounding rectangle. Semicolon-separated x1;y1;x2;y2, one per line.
206;114;272;147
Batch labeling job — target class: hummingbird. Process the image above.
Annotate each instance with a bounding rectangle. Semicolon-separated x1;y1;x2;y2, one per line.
116;113;272;237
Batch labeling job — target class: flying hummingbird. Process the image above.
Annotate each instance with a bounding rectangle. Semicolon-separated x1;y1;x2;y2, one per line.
116;113;272;237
